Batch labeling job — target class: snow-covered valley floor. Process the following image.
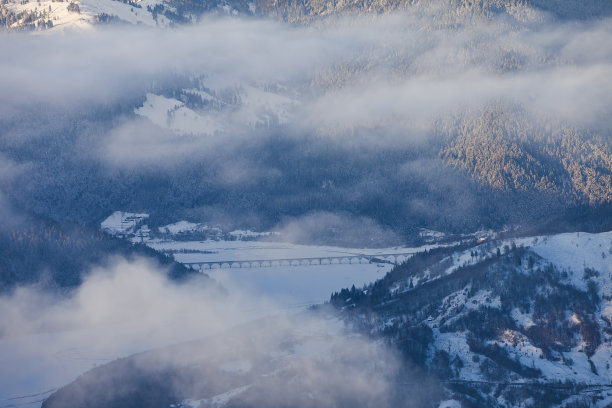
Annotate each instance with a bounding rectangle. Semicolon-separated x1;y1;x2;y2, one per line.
142;237;445;308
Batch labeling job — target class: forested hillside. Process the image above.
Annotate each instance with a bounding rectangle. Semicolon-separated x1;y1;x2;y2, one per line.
0;213;197;291
440;104;612;205
254;0;612;23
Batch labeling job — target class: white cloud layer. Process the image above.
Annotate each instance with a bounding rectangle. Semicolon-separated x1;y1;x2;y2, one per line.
1;13;610;166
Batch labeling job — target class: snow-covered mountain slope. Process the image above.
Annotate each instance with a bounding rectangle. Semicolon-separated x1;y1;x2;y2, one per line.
134;83;299;137
331;231;612;407
3;0;610;32
0;0;262;31
0;0;170;31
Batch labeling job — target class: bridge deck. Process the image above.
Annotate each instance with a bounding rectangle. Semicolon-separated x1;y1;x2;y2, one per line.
181;252;416;270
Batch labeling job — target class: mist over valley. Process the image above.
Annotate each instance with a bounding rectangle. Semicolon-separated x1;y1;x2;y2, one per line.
1;1;612;407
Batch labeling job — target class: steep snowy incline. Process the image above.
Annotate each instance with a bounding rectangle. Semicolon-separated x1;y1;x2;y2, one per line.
330;230;612;407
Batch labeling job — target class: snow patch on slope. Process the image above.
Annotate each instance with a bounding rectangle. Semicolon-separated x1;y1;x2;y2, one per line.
135;93;223;136
530;231;612;292
134;82;299;136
